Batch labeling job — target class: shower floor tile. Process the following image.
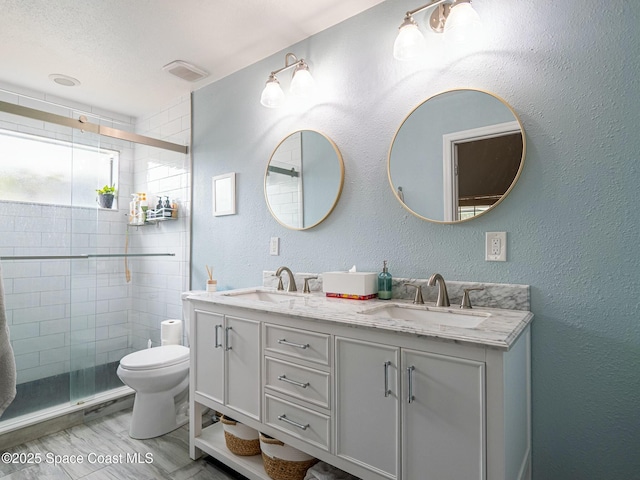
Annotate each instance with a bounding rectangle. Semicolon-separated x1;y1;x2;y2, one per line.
2;361;125;421
0;409;248;480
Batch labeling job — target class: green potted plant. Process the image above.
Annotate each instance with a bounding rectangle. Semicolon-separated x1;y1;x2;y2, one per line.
96;184;116;209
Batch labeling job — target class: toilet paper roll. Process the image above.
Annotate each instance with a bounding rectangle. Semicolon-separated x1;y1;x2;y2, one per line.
161;319;183;346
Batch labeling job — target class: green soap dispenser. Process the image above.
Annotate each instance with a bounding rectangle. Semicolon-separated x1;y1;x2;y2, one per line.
378;260;393;300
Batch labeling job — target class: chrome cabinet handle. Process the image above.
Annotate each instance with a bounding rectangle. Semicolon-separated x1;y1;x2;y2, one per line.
214;324;223;348
225;326;232;351
278;375;310;388
407;365;415;404
277;338;309;349
384;361;392;397
277;414;309;430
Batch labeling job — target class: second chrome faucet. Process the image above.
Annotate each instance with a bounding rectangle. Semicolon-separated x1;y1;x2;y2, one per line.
405;273;450;307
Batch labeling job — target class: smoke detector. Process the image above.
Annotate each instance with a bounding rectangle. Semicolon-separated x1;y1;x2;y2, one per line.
162;60;209;82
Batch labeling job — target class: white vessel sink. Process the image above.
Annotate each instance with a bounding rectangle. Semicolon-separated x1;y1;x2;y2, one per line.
359;303;489;329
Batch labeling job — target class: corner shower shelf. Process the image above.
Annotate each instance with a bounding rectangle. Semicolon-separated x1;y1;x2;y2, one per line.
127;208;177;227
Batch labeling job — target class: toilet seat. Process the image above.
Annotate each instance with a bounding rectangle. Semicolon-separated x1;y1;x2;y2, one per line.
120;345;189;371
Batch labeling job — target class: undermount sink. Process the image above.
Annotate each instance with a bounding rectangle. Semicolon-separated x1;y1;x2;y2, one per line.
222;290;304;303
359;303;489;329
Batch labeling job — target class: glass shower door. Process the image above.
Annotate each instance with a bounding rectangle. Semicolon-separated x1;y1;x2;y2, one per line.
68;125;100;404
69;120;130;404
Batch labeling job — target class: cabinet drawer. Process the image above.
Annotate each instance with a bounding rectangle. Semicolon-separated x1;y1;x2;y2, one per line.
265;357;330;409
264;324;330;366
265;394;330;451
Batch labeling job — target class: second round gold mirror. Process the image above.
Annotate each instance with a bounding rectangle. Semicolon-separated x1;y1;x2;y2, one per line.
388;89;526;223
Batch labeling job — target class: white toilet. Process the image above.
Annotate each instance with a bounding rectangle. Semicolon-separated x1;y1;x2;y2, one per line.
117;292;194;439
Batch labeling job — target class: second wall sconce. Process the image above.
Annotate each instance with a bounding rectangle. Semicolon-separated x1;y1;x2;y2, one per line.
260;53;316;108
394;0;482;61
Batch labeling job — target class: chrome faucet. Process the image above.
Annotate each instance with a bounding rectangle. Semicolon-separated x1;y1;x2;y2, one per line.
428;273;450;307
275;266;297;292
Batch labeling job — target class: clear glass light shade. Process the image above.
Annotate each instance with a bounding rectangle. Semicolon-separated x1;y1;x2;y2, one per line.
444;2;482;44
290;67;316;100
393;20;426;61
260;77;285;108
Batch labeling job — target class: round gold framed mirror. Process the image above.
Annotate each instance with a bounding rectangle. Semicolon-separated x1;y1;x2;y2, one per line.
265;130;344;230
388;89;526;223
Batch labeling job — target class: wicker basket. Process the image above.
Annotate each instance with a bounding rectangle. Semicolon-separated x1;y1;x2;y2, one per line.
259;433;318;480
220;415;261;456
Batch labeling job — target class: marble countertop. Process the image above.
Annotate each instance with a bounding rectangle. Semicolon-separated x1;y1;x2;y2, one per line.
187;287;533;351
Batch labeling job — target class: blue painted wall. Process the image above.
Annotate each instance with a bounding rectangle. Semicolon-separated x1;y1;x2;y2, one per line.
192;0;640;477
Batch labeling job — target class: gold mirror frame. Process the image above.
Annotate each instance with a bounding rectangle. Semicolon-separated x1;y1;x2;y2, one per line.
387;88;527;224
264;130;345;230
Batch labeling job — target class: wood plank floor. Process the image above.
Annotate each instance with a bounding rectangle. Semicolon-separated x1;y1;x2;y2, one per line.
0;409;246;479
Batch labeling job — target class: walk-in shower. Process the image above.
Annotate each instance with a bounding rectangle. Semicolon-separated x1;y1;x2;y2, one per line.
0;91;191;434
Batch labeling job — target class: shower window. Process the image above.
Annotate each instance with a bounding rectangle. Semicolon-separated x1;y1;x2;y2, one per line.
0;128;118;207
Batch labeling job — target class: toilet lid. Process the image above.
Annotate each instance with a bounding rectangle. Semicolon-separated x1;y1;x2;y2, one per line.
120;345;189;371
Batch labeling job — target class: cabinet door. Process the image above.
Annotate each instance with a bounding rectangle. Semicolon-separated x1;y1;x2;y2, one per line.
402;349;485;480
335;337;400;479
225;315;261;420
194;310;224;404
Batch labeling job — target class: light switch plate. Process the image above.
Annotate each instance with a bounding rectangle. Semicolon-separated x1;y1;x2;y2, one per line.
269;237;279;256
486;232;507;261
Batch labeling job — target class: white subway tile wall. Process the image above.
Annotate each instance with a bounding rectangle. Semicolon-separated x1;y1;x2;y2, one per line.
0;87;191;384
130;93;190;350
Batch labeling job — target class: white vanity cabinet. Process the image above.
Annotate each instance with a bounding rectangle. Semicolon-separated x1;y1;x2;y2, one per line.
192;307;261;420
188;294;532;480
335;338;485;480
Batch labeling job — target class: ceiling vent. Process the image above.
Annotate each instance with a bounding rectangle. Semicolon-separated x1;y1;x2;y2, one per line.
162;60;209;82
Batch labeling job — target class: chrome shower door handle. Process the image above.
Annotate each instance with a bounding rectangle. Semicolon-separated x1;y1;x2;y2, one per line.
407;365;415;404
214;324;223;348
384;361;392;397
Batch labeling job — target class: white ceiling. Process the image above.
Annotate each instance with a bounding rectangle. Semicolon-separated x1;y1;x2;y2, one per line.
0;0;386;119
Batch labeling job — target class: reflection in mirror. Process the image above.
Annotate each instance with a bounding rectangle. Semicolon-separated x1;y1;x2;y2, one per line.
388;89;525;223
265;130;344;230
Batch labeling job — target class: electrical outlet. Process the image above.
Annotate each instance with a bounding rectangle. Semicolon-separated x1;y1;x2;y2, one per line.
269;237;279;256
486;232;507;261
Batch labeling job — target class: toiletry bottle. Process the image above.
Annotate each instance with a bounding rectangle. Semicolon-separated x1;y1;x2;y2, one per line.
378;260;392;300
129;194;139;224
154;196;163;219
139;192;148;223
164;196;172;217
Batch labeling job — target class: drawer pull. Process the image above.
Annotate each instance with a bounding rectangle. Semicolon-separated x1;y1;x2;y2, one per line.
277;414;309;430
214;324;223;348
384;361;392;397
407;365;415;404
225;326;232;351
277;338;309;349
278;374;310;389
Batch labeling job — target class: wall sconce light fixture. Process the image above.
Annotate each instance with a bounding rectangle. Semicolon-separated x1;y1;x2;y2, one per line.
260;53;316;108
394;0;482;61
